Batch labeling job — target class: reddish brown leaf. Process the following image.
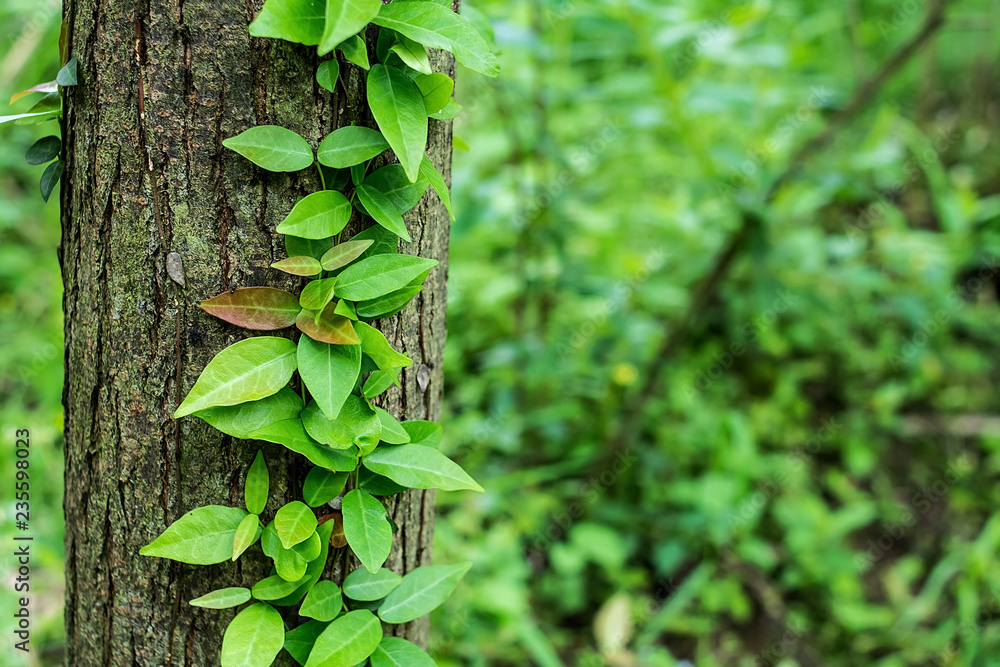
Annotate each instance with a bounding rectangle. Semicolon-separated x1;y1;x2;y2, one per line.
271;255;323;276
200;287;301;330
296;302;361;344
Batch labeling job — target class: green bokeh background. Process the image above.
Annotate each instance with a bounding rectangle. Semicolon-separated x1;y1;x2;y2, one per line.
3;0;1000;665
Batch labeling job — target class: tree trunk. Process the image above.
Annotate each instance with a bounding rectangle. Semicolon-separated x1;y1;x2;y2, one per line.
59;0;454;663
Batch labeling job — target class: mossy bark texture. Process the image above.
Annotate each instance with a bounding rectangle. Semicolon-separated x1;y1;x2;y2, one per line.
59;0;454;663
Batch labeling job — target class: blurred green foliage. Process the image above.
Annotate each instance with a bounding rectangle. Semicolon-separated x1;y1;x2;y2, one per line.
4;0;1000;665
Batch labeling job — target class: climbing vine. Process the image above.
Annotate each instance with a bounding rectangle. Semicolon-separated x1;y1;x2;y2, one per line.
132;1;496;665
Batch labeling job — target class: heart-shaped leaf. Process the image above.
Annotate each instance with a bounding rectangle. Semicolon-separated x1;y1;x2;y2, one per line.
317;126;390;169
377;562;472;623
223;125;314;172
363;444;483;492
356;184;411;241
189;587;252;609
367;64;427;182
303;467;348;507
341;489;393;574
298;335;361;421
296;303;361;344
140;505;249;564
336;254;438;301
300;580;344;622
276;191;352;239
316;59;339;92
221;603;284;667
275;501;319;549
200;287;300;330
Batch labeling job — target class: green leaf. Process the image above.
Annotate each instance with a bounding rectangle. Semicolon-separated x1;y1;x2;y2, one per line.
275;501;319;549
305;609;382;667
356;183;411;241
401;420;442;448
350;225;400;261
319;0;381;56
341;489;393;574
374;407;410;444
297;303;361;345
316;59;339;93
221;603;284;667
286;235;338;261
276;191;352;239
419;155;455;221
336;254;438;301
377;562;472;624
371;637;437;667
285;620;329;666
356;285;423;320
246;450;270;514
192;387;302;439
363;444;483;492
372;2;499;77
362;368;399;399
414;73;453;115
358;467;408;497
0;111;60;126
271;255;324;277
298;334;361;422
303;396;381;452
292;530;323;561
190;587;252;609
253;574;305;601
200;287;301;330
363;164;429;214
174;337;298;417
25;92;61;115
338;35;370;69
367;64;427;182
25;136;60;165
342;567;402;601
334;300;357;320
389;35;432;75
355;321;413;371
300;580;343;622
40;160;64;202
140;506;249;564
299;278;339;313
271;520;336;607
303;467;348;507
232;514;261;561
250;0;325;45
223;126;314;172
317;126;389;169
320;239;375;271
56;57;78;86
429;98;463;121
250;419;359;472
261;525;311;582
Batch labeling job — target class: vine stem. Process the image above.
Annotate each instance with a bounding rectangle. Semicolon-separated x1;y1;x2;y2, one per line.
315;160;327;190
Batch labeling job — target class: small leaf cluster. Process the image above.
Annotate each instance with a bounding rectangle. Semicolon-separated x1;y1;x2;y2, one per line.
140;1;497;666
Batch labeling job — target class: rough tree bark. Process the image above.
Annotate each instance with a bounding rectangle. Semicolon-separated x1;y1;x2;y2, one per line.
59;0;455;663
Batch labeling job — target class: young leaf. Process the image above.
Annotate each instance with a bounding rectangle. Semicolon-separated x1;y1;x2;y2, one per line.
356;184;411;241
320;239;374;271
336;254;438;301
362;368;399;400
372;2;499;77
275;501;319;549
232;513;261;561
56;57;79;86
284;620;329;666
356;285;423;320
334;300;357;320
389;35;432;75
317;126;389;169
298;336;361;421
40;160;64;202
377;562;472;624
371;637;437;667
276;191;352;239
363;444;483;492
319;0;381;56
362;164;429;214
25;136;60;165
253;574;305;601
200;287;300;330
300;580;343;622
174;337;298;418
375;407;410;444
249;0;325;45
338;35;370;69
192;387;302;439
10;80;57;105
302;397;380;452
190;587;252;609
271;255;323;277
419;155;455;221
414;72;453;114
250;419;359;472
221;603;284;667
299;278;339;313
296;303;361;345
341;489;393;574
303;467;348;507
223;126;314;172
140;506;249;564
367;64;427;182
401;420;442;448
355;321;413;371
316;59;339;93
342;568;402;601
305;609;382;667
245;451;269;514
270;521;336;608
